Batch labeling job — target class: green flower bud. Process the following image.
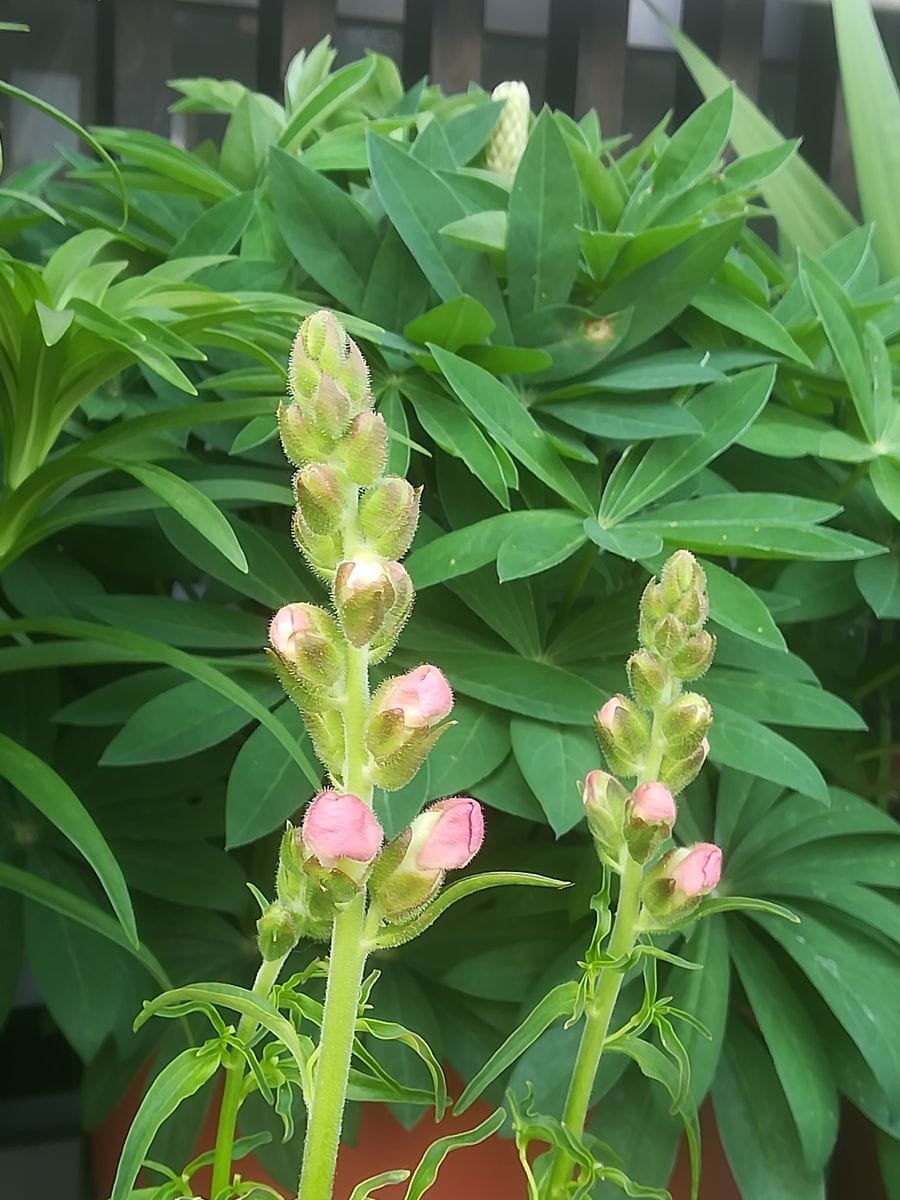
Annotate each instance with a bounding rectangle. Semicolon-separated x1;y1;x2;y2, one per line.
358;477;421;561
369;562;415;664
257;901;301;961
293;464;351;535
582;770;628;866
593;694;651;779
645;613;689;660
309;374;353;441
292;511;342;579
335;411;388;486
660;550;706;608
333;557;396;647
670;630;716;681
304;709;345;779
369;722;453;791
661;693;712;756
276;402;333;467
485;81;531;176
289;310;372;416
626;649;668;710
269;603;344;693
659;737;710;795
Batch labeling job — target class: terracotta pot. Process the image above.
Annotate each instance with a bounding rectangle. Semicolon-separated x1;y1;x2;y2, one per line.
93;1069;745;1200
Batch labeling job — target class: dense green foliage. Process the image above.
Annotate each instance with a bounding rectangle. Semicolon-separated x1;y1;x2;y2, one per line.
0;26;898;1199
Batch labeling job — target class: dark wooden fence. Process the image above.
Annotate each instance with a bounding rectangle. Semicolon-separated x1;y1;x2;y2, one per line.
2;0;900;201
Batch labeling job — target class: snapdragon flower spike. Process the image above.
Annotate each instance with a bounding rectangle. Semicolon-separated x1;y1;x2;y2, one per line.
485;81;531;175
641;840;723;926
301;790;383;871
367;665;455;790
289;311;371;414
624;781;676;863
593;693;650;778
370;797;485;921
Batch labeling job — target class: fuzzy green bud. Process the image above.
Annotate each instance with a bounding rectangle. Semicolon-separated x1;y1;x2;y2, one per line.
292;511;342;579
485;81;531;176
582;770;628;866
335;411;388;486
661;693;712;756
257;901;301;961
626;649;668;710
645;613;689;660
294;464;351;535
659;737;710;795
358;477;421;561
624;781;677;864
269;603;344;693
277;402;332;467
670;630;716;680
308;374;352;440
369;562;415;664
289;310;372;416
593;694;651;778
333;557;396;647
305;709;345;779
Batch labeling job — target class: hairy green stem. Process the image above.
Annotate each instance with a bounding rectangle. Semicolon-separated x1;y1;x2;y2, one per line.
546;688;672;1197
210;954;287;1197
297;643;372;1200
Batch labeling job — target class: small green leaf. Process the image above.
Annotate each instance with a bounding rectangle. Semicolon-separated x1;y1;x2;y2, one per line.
349;1172;411;1200
709;706;829;803
497;512;587;582
404;296;495;351
510;717;597;835
702;561;786;651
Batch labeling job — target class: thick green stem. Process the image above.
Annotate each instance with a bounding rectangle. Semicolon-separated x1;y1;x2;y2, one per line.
297;643;372;1200
210;955;287;1198
546;687;673;1198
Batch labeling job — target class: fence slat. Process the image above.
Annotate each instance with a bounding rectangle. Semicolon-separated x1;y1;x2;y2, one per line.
575;0;629;133
795;3;837;179
96;0;175;134
428;0;484;95
718;0;765;100
674;0;721;125
257;0;337;98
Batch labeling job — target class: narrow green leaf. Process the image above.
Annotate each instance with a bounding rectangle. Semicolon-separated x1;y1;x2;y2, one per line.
692;284;811;365
431;346;591;512
507;108;581;319
349;1172;411;1200
599;366;775;521
403;1108;506;1200
510;717;596;834
0;734;137;947
110;1048;221;1200
115;462;248;572
831;0;900;275
702;561;786;651
496;512;587;582
436;649;604;725
709;706;829;802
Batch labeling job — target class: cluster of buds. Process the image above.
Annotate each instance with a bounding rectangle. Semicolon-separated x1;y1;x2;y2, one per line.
257;790;486;956
581;551;724;926
593;551;715;795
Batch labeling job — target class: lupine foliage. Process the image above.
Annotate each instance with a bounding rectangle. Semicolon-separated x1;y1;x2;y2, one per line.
0;19;898;1200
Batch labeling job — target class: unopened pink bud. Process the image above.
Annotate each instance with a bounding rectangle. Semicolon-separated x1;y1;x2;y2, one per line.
628;782;676;825
596;695;626;733
379;665;453;729
302;790;383;870
669;842;722;897
269;603;313;659
416;797;484;870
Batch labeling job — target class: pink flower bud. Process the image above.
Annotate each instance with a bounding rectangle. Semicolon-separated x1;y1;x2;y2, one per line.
596;695;626;733
269;603;313;659
669;842;722;897
301;791;383;870
416;797;484;870
582;769;628;865
628;781;676;825
378;665;453;729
